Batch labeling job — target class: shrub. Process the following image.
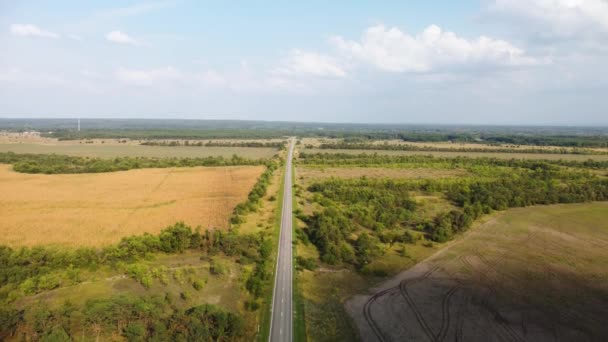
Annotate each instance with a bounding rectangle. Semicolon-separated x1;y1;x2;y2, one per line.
192;280;204;291
210;260;226;276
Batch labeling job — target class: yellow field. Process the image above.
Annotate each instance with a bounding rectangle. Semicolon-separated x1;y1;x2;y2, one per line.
0;164;264;247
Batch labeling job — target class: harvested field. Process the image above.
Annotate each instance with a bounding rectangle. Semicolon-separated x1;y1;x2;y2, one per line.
0;164;264;247
0;143;277;159
306;148;608;161
346;202;608;341
297;166;469;182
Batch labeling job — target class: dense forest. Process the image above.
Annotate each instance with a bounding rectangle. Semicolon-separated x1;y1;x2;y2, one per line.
0;152;268;174
299;154;608;270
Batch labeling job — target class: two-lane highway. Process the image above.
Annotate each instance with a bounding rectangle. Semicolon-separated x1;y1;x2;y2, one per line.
269;139;294;342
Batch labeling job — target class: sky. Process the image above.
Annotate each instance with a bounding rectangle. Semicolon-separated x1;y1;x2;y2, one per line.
1;0;607;125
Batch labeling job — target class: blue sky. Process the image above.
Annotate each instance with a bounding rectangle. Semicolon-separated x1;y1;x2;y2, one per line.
1;0;607;125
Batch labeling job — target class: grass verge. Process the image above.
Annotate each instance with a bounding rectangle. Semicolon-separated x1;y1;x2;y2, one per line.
292;163;307;342
258;158;286;341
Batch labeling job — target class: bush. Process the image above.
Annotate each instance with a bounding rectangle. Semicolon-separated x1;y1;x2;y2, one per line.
192;280;204;291
245;300;260;311
123;322;146;341
210;260;226;276
296;256;318;271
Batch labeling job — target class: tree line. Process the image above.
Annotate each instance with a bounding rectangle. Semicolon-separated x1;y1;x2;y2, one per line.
0;152;268;174
141;140;286;149
298;152;608;170
231;160;279;224
331;132;608;147
314;142;607;155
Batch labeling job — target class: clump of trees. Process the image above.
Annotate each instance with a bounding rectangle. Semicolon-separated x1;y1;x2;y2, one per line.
0;152;267;174
0;223;266;297
2;295;243;341
300;156;608;269
0;222;273;338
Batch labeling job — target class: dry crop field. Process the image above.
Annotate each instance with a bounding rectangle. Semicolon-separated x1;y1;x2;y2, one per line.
305;148;608;161
347;202;608;341
0;164;264;247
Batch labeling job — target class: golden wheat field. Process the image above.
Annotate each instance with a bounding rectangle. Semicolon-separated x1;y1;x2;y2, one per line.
0;164;264;247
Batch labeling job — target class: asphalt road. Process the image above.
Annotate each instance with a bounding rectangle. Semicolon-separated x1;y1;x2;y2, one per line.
269;139;294;342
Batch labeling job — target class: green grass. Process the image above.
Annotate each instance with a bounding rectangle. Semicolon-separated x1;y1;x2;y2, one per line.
306;148;608;161
258;159;286;342
292;163;307;342
0;143;277;159
14;251;243;312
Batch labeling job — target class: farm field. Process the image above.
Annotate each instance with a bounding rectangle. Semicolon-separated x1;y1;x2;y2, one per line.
0;142;277;159
0;164;264;247
306;148;608;161
346;202;608;341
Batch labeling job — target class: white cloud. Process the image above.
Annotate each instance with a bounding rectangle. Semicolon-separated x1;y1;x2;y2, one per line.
106;31;138;45
67;34;83;41
490;0;608;36
0;68;69;86
274;49;347;78
115;67;182;85
331;24;537;73
197;70;228;87
10;24;59;39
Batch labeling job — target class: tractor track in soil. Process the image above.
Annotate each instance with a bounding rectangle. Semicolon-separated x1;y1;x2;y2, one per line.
397;267;440;342
459;255;524;342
